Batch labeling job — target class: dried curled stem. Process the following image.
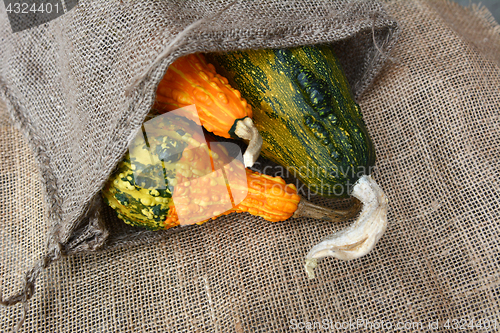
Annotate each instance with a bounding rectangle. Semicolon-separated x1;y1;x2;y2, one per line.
304;175;388;279
233;117;263;168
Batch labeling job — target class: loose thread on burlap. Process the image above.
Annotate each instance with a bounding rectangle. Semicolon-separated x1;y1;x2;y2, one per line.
0;244;62;332
124;0;237;97
371;12;398;64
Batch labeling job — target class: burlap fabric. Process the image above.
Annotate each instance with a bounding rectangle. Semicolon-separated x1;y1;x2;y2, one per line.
1;0;499;331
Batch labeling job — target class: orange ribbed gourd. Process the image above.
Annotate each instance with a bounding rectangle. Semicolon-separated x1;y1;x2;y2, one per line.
155;53;252;138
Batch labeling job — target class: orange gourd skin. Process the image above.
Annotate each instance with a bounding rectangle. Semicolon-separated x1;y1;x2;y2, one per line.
103;114;300;231
232;170;300;222
155;53;252;138
161;147;301;228
161;168;301;229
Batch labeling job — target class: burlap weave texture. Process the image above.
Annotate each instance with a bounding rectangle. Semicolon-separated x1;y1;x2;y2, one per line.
1;0;499;332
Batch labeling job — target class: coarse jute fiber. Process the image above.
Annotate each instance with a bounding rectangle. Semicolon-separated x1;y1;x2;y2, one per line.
0;0;398;325
1;0;499;331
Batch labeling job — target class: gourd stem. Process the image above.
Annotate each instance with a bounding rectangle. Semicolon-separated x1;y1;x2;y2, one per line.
304;175;388;279
293;197;362;222
233;117;263;168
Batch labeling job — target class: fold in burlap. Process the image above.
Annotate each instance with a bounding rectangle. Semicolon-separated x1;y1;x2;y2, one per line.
1;0;499;331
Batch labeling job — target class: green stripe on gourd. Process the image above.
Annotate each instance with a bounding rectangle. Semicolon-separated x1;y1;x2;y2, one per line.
207;44;375;197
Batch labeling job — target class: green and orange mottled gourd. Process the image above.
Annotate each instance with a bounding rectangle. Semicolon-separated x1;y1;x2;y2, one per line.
102;114;300;230
206;45;376;198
